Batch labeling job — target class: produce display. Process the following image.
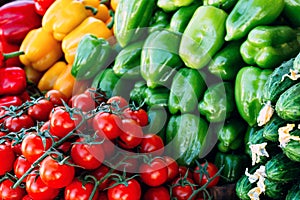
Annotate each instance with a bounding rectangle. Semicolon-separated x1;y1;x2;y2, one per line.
0;0;300;199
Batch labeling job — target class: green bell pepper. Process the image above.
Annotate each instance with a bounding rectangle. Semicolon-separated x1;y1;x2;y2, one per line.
166;113;208;166
71;34;114;80
141;29;183;88
208;40;245;81
283;0;300;27
168;3;200;33
157;0;195;12
112;41;144;80
129;81;147;106
179;6;227;69
114;0;156;47
214;151;250;184
203;0;237;11
149;9;171;33
168;68;206;114
217;117;247;153
144;86;170;108
240;25;300;69
235;67;272;126
225;0;285;41
198;82;235;123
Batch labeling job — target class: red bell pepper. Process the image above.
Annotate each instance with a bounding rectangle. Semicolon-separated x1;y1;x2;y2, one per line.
0;49;24;68
0;0;42;45
0;96;23;107
34;0;56;16
0;67;27;96
0;37;23;67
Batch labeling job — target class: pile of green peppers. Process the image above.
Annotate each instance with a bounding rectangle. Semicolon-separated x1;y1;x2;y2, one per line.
71;0;300;188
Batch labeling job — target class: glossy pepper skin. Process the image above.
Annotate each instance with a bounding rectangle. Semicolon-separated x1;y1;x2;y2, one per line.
113;41;144;80
53;64;75;99
42;0;90;41
149;9;171;33
157;0;195;12
0;67;27;96
225;0;285;41
141;29;183;88
198;82;235;123
179;6;227;69
0;38;23;67
217;117;247;153
235;67;272;127
240;25;300;69
283;0;300;27
214;151;250;184
0;0;42;45
144;86;170;108
62;17;113;64
19;27;63;72
0;51;24;68
203;0;237;11
208;40;245;81
168;3;200;33
71;34;114;80
168;68;206;114
166;113;208;166
114;0;156;47
34;0;56;16
129;81;148;106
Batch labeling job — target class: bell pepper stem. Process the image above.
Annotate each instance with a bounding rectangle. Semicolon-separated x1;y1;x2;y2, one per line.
85;5;98;15
107;10;115;29
3;51;24;60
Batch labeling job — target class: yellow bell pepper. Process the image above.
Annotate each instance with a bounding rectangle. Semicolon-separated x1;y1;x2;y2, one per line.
83;0;100;16
19;28;63;72
42;0;90;41
53;63;75;99
62;16;113;64
24;65;44;85
110;0;119;11
38;61;67;92
94;4;110;22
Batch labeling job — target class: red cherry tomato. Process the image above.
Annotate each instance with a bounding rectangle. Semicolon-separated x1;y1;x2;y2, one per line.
0;143;15;175
139;134;164;156
117;119;143;149
107;179;141;200
14;156;32;182
64;178;99;200
193;162;220;188
172;177;196;200
4;114;34;132
163;156;179;182
107;96;128;110
123;107;148;126
0;179;26;200
143;186;170;200
49;107;75;138
91;165;111;190
45;89;69;106
28;99;54;122
72;93;96;112
178;166;193;179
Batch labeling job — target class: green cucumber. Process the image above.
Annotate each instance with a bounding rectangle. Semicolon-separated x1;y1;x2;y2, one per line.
263;58;295;104
264;178;289;199
282;130;300;162
286;183;300;200
275;82;300;121
265;153;300;182
235;174;254;200
262;114;288;142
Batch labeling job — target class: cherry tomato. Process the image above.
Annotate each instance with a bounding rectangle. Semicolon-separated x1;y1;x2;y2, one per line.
163;156;179;182
139;157;168;187
178;166;193;179
45;89;68;106
72;93;96;112
93;112;123;140
102;140;115;158
84;87;107;105
91;165;111;190
107;96;128;110
193;162;220;188
49;107;75;138
21;133;52;163
71;138;105;170
14;156;32;182
22;195;33;200
64;178;99;200
0;143;15;175
0;179;26;200
26;171;60;200
98;192;109;200
123;107;148;126
4;114;34;132
143;186;170;200
11;139;23;156
107;179;141;200
39;155;75;189
172;177;196;200
113;151;139;173
139;134;164;156
117;119;143;149
28;99;54;122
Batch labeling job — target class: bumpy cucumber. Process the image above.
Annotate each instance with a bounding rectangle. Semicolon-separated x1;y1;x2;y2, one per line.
263;58;295;104
265;153;300;182
264;178;289;199
235;174;254;200
262;114;288;142
275;82;300;121
282;130;300;162
286;183;300;200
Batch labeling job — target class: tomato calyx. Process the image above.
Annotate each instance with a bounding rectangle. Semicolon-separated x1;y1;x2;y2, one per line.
0;172;25;189
105;171;139;190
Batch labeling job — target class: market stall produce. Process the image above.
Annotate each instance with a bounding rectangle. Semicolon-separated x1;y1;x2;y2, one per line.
0;0;300;199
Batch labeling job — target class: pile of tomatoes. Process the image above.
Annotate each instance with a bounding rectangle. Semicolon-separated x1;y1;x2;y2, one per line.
0;87;221;200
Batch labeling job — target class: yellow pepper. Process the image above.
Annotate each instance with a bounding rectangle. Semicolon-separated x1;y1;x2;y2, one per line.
38;61;67;92
19;28;63;72
24;65;44;85
42;0;91;41
94;4;110;22
110;0;119;11
62;16;113;64
53;63;75;99
83;0;100;16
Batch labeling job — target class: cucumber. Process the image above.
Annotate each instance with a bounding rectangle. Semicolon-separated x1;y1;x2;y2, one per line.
235;174;255;200
263;58;296;104
264;178;289;199
262;114;288;142
275;82;300;121
282;130;300;162
286;183;300;200
265;153;300;182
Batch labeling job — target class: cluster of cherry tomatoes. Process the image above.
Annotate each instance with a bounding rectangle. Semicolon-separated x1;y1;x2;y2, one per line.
0;88;220;200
